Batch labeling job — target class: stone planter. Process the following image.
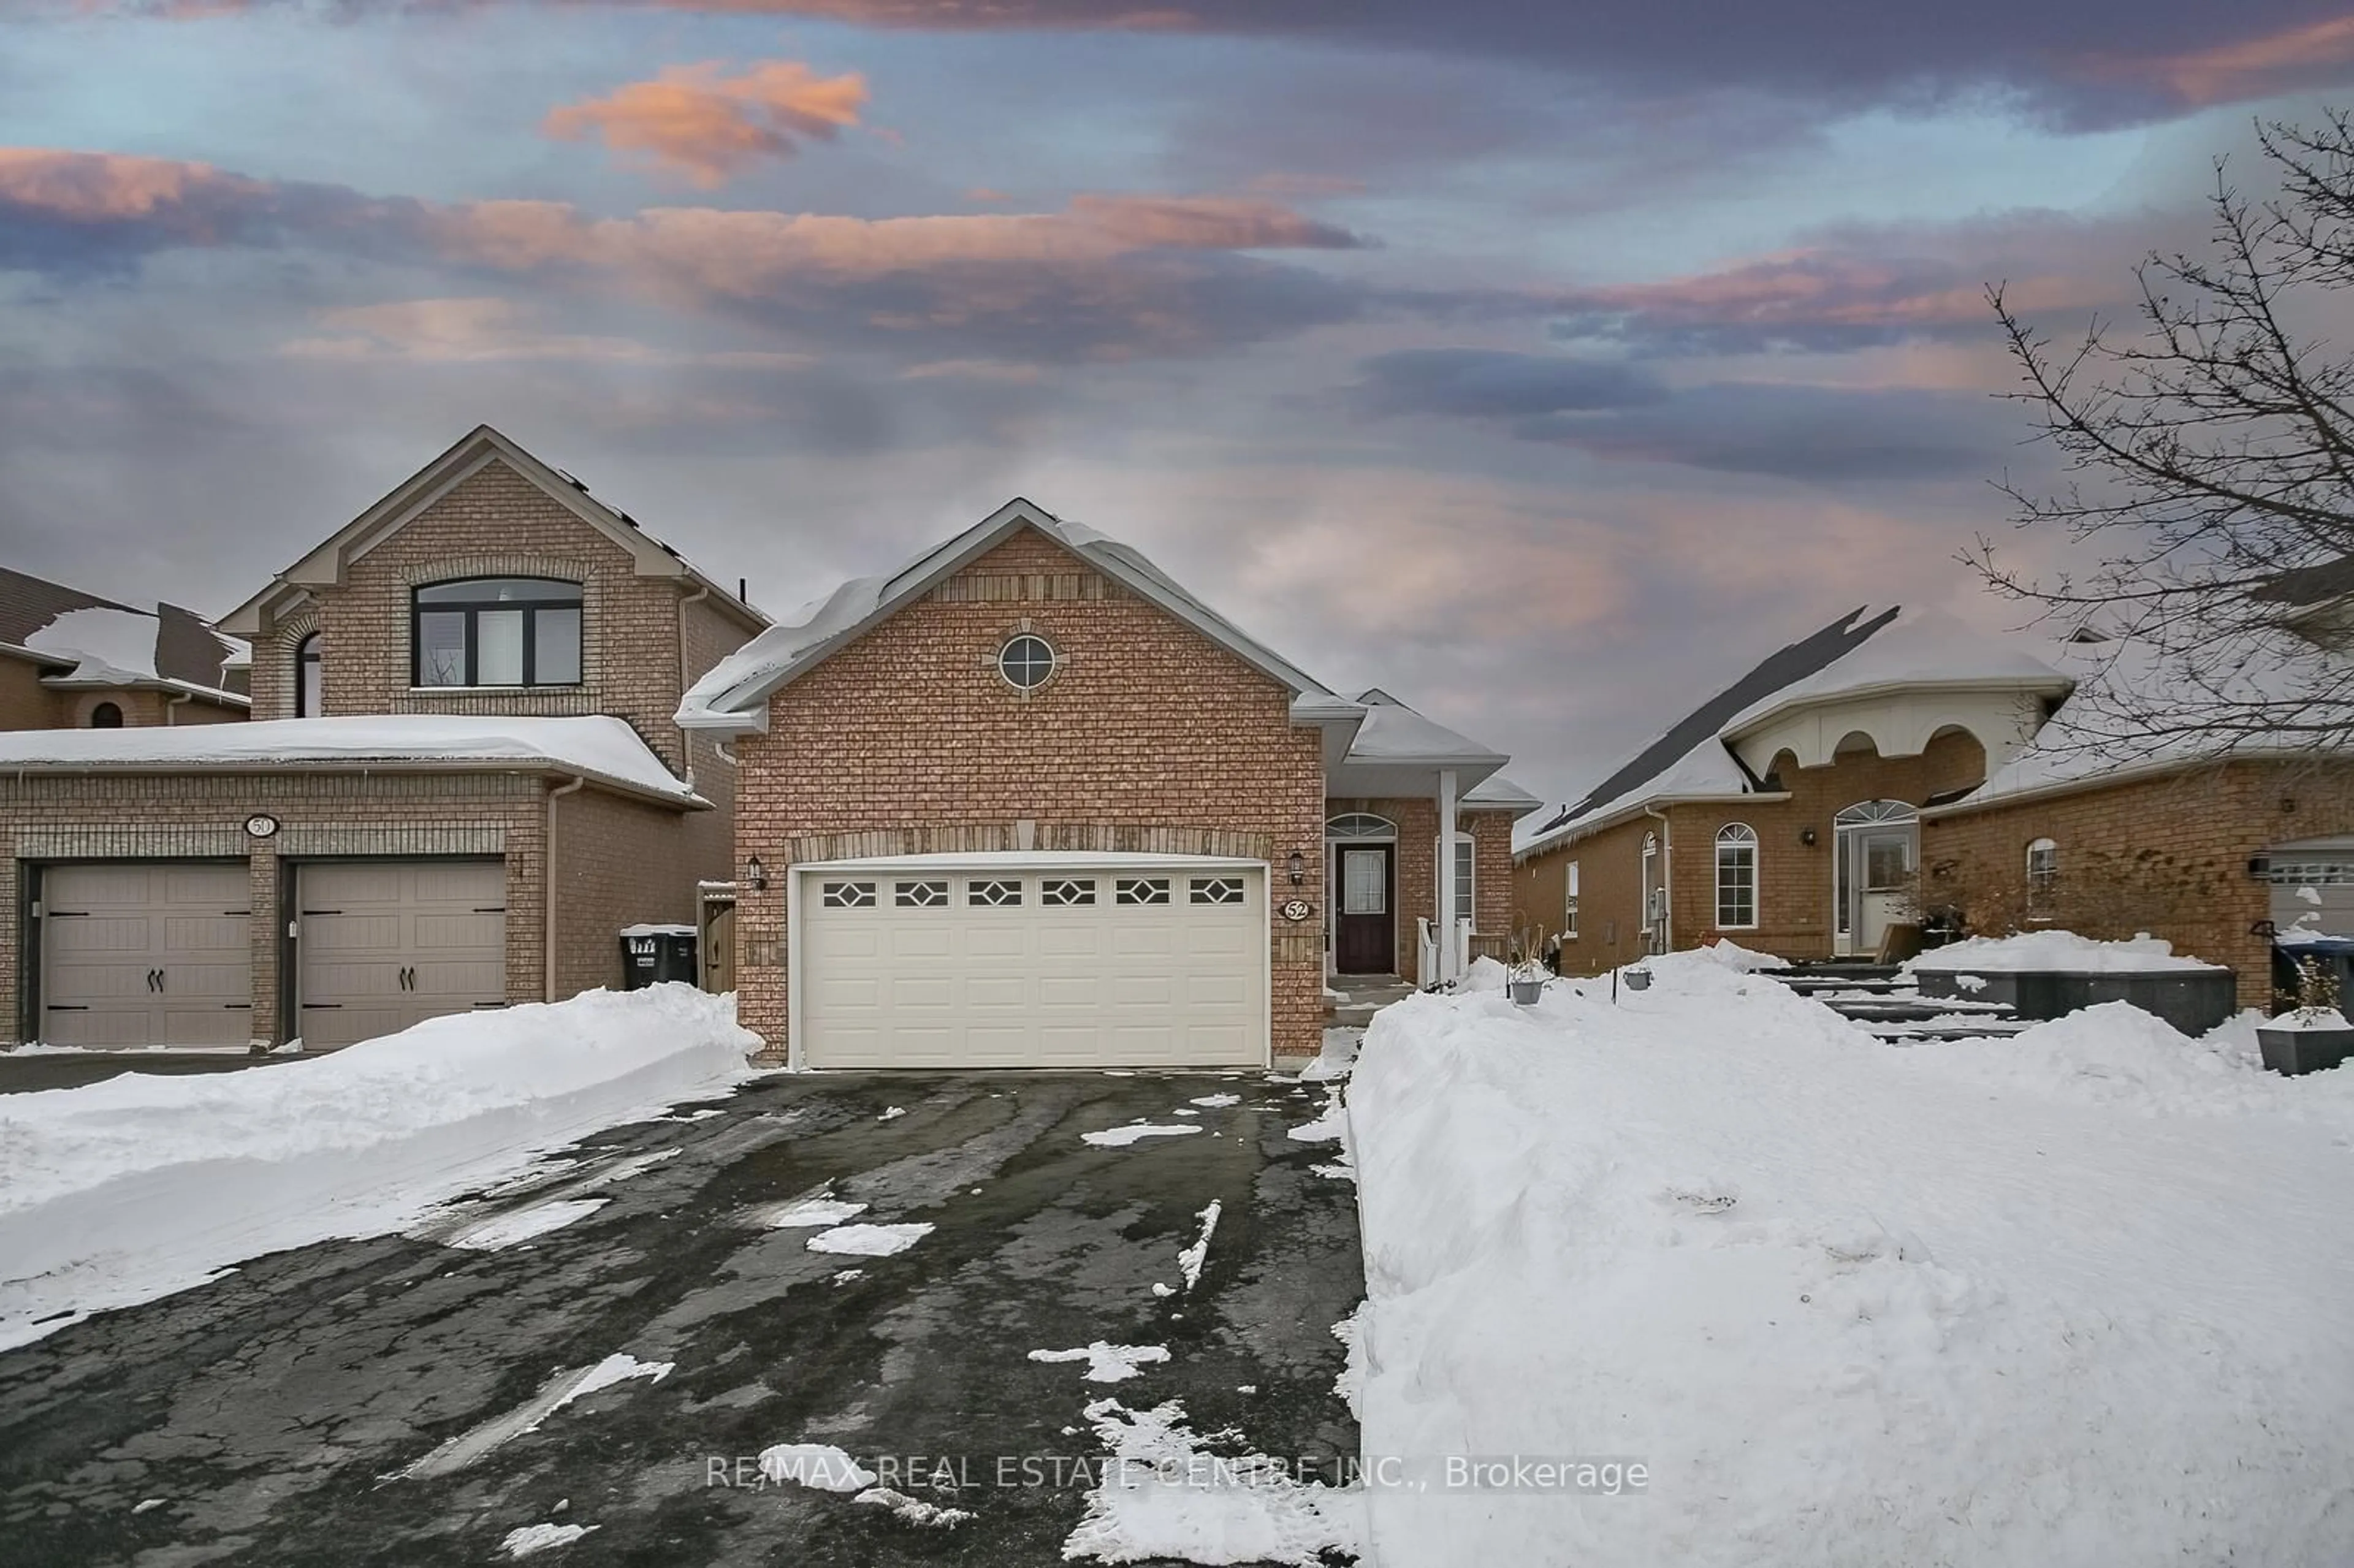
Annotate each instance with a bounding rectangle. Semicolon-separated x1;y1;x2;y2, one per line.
2257;1019;2354;1076
1915;967;2237;1035
1623;967;1653;992
1509;978;1545;1007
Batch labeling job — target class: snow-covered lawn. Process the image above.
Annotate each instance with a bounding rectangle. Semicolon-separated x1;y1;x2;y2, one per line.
1350;950;2354;1567
0;983;760;1349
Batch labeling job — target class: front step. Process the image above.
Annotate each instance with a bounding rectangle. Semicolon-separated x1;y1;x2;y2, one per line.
1762;964;2023;1039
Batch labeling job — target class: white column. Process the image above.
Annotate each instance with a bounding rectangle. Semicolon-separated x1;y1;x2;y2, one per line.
1436;768;1458;983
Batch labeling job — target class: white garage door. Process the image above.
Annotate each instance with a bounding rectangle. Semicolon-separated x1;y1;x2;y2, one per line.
42;862;253;1048
796;856;1268;1069
297;860;507;1049
2269;845;2354;938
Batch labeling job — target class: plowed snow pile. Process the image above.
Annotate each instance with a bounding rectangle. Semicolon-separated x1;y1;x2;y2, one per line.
1350;950;2354;1567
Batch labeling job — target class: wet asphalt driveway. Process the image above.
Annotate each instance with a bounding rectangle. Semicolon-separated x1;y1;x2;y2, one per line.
0;1071;1364;1567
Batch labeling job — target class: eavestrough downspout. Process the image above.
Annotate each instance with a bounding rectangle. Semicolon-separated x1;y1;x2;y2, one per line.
677;586;710;791
166;691;191;725
1644;804;1672;953
546;775;587;1000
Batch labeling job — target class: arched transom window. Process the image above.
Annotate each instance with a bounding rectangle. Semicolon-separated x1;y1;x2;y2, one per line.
1325;813;1398;841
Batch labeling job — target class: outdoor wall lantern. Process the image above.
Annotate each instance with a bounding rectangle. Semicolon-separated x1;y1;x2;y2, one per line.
1287;850;1306;887
1799;827;1818;846
745;855;767;891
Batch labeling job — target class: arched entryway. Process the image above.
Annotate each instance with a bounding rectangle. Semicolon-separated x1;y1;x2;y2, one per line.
1834;799;1917;956
1325;813;1398;975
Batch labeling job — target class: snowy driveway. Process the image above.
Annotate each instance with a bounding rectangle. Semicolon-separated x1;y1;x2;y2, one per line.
0;1070;1363;1566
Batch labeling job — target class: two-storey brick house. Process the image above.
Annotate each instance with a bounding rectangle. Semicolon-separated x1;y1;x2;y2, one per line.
679;499;1535;1068
0;426;764;1051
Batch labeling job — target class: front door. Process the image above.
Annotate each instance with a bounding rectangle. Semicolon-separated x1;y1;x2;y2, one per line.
1335;843;1395;974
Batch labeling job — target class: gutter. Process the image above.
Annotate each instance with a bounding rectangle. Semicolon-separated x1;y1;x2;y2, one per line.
1514;791;1791;866
0;756;709;812
166;691;191;726
677;584;710;790
546;774;587;1000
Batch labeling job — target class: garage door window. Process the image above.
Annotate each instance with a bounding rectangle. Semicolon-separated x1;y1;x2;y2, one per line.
1191;877;1245;905
821;881;877;908
1116;877;1171;906
1043;878;1097;906
894;880;948;908
970;878;1023;907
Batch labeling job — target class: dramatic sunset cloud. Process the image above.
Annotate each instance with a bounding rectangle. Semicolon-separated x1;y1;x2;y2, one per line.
543;60;869;186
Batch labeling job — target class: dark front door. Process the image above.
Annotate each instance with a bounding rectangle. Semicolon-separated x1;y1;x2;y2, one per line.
1334;843;1395;974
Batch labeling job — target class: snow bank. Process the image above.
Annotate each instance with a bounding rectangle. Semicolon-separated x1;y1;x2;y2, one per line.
1907;928;2219;972
1350;951;2354;1567
0;984;758;1348
1694;937;1789;972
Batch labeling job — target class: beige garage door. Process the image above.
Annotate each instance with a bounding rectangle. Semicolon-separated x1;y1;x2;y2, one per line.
42;862;253;1048
297;860;507;1049
796;856;1268;1069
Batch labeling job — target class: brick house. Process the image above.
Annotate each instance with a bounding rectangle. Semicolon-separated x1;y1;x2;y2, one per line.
0;426;764;1051
1514;607;2073;975
678;499;1534;1068
0;566;249;730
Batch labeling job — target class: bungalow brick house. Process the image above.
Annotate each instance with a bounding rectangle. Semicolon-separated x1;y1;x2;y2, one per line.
677;499;1535;1068
0;566;249;729
0;426;765;1051
1520;596;2354;1010
1514;607;2074;974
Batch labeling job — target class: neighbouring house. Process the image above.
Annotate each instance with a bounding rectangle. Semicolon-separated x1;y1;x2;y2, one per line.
0;425;766;1051
678;498;1535;1069
0;566;249;729
1921;623;2354;1008
1514;607;2074;974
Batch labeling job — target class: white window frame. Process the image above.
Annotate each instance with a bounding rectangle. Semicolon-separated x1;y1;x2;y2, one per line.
1563;859;1580;940
1448;832;1476;927
2025;837;2058;918
1715;823;1759;930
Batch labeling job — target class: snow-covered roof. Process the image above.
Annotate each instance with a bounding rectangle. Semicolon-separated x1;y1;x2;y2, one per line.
0;715;703;806
1345;688;1506;765
1463;772;1544;816
1720;607;2070;739
0;566;247;703
1937;631;2348;812
679;498;1355;731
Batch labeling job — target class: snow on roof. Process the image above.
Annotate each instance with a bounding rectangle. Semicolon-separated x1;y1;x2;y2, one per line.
1721;607;2070;736
1463;772;1544;815
679;500;1351;728
15;597;246;703
1344;688;1506;764
1954;631;2345;809
0;715;703;805
1521;733;1753;853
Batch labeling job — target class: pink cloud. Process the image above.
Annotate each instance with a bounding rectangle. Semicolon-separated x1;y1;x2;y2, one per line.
2082;14;2354;108
543;60;869;187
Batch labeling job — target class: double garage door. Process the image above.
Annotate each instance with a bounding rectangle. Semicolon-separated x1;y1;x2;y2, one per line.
796;857;1269;1069
38;858;505;1050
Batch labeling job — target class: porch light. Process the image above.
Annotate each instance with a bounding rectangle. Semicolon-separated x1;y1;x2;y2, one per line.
1288;850;1305;886
1799;827;1818;846
745;854;767;892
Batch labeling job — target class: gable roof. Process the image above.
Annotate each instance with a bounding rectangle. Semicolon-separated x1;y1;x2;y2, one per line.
678;498;1358;733
0;566;246;700
218;425;767;639
1518;607;1900;853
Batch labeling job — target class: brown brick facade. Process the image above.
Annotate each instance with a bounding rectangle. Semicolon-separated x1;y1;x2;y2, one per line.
1522;728;1989;973
1923;758;2354;1008
731;527;1329;1061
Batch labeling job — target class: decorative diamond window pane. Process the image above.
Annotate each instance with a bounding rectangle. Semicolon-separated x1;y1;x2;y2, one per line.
1190;877;1244;905
1042;878;1097;906
821;881;877;909
969;879;1023;907
1114;878;1170;906
894;880;948;908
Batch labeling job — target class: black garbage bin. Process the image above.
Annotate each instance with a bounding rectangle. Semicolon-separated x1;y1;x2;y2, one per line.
620;924;699;989
2273;935;2354;1019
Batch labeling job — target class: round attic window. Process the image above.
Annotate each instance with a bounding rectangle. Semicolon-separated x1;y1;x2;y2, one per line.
999;633;1057;690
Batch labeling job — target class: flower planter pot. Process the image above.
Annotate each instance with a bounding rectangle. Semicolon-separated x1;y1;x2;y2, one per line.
2257;1021;2354;1076
1509;978;1545;1007
1623;967;1652;992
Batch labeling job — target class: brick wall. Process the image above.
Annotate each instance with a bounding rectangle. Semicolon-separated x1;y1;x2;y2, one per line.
732;527;1328;1060
0;663;61;730
549;784;700;995
1924;758;2354;1008
251;458;756;785
0;771;552;1046
1519;728;1989;970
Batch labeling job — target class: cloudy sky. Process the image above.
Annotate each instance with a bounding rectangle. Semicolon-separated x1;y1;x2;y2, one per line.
7;1;2354;805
